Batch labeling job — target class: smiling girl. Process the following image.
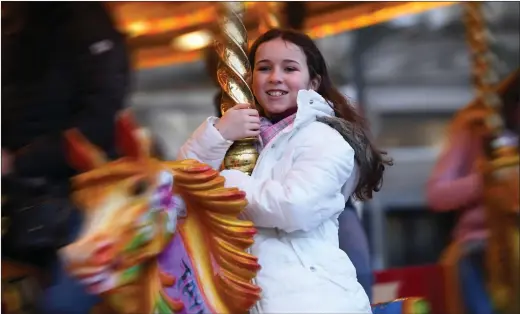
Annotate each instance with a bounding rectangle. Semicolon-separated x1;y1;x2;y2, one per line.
178;29;392;313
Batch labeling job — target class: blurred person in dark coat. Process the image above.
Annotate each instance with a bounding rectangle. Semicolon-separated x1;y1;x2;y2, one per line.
338;198;373;301
2;2;131;313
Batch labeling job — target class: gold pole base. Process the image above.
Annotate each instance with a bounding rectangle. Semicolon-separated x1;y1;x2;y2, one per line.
223;138;259;175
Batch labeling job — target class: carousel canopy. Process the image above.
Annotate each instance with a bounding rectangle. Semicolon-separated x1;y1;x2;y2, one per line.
106;1;455;69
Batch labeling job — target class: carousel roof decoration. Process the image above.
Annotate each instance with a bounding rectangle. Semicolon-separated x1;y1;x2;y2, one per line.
105;1;456;69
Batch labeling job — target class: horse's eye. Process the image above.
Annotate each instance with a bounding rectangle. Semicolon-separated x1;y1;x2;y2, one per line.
131;180;149;196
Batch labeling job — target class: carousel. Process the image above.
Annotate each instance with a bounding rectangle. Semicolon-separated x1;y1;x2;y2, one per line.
2;2;518;314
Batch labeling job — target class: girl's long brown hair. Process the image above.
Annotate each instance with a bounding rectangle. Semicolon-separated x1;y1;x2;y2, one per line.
249;29;393;200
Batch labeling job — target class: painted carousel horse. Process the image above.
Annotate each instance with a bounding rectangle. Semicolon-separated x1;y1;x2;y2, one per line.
51;111;426;314
438;69;519;314
56;111;261;313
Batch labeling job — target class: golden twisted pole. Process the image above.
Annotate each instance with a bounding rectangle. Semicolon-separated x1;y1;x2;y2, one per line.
463;3;519;314
463;3;504;138
215;2;258;175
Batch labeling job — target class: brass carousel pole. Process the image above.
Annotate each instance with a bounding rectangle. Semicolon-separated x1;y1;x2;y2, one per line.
463;3;519;314
214;2;258;175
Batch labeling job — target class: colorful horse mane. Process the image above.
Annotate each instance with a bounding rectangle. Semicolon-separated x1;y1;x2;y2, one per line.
60;111;261;314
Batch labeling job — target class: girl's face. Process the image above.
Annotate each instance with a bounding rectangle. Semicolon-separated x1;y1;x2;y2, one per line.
252;38;319;115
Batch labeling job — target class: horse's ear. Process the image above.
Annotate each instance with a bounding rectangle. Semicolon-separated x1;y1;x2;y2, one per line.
115;110;150;158
64;129;108;172
135;127;153;158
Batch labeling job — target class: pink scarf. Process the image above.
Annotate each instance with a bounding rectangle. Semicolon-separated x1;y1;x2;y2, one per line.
259;113;297;147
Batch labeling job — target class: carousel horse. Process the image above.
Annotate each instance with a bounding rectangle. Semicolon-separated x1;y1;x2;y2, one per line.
58;111;261;313
1;111;428;314
438;69;519;314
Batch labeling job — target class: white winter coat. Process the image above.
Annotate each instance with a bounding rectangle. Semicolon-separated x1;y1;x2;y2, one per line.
177;90;372;313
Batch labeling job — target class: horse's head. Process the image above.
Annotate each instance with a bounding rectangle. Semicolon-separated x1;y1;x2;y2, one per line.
60;111;178;294
60;111;262;313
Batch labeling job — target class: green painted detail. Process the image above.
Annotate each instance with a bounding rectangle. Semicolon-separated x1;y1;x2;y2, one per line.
411;299;431;314
126;229;149;251
126;213;160;252
120;265;141;284
155;292;173;314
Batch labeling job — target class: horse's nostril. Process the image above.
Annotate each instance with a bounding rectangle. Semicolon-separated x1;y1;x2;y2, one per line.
93;242;115;265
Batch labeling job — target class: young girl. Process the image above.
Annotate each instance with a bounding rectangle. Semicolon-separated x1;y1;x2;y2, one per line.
178;29;391;313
